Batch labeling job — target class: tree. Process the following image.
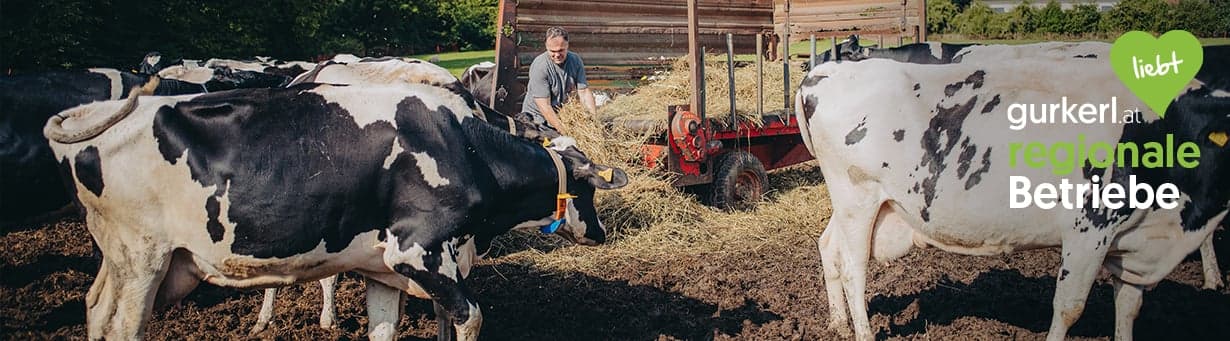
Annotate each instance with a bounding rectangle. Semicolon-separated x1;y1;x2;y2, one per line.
1100;0;1172;34
1007;0;1038;35
1168;0;1219;36
928;0;961;34
438;0;498;50
954;0;1011;38
1064;3;1101;35
1035;1;1067;34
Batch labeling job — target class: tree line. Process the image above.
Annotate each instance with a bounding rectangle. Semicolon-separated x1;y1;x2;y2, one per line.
928;0;1230;39
0;0;498;71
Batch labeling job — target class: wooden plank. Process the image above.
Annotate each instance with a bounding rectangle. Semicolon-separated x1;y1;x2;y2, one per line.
493;0;521;114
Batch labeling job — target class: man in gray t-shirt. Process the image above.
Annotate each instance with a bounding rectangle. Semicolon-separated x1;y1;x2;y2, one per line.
521;26;598;134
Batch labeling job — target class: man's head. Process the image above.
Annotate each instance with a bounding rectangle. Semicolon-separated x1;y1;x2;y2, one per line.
545;26;569;65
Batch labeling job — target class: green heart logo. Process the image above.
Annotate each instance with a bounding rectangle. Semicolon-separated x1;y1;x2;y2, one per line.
1110;30;1203;118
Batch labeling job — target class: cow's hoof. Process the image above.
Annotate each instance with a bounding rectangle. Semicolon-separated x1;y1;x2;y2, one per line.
249;324;268;335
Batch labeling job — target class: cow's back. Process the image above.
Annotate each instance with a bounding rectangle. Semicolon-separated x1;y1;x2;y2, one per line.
49;83;482;272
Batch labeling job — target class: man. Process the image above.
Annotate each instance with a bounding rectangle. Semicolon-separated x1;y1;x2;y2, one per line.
521;26;598;134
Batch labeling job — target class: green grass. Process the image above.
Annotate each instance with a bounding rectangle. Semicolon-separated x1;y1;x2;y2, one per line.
410;49;495;76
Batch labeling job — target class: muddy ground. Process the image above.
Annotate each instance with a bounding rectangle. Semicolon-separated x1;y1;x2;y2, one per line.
3;173;1229;340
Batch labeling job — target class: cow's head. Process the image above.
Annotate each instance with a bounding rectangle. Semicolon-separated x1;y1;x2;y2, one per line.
545;136;628;245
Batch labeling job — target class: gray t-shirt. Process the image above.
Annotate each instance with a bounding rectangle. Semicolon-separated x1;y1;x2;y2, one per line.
521;51;587;123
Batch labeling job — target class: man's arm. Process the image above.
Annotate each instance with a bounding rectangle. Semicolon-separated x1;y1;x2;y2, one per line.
577;88;598;116
534;97;566;134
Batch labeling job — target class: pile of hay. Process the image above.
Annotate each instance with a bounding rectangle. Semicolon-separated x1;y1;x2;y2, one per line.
487;93;831;276
597;56;807;132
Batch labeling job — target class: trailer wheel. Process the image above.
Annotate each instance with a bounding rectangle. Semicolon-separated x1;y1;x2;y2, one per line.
711;150;768;210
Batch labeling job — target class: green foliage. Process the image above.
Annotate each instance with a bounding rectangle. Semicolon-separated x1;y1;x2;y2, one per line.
1100;0;1173;34
1064;3;1101;35
938;0;1227;39
954;1;1011;38
438;0;499;50
1006;0;1037;35
0;0;499;71
927;0;961;34
1035;1;1067;34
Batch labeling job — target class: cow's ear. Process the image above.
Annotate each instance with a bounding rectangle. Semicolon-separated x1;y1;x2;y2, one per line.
585;164;628;190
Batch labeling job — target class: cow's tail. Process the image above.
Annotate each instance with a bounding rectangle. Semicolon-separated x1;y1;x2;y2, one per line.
45;77;160;144
794;88;817;158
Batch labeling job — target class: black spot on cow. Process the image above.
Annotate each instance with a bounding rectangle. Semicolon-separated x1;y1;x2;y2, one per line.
845;117;868;145
913;83;920;91
802;94;819;122
917;95;979;222
981;94;1001;114
882;162;889;168
205;196;224;242
892;129;905;142
911;182;920;194
965;148;992;190
153;84;400;258
943;70;986;97
802;75;828;87
1059;269;1070;281
956;141;977;179
1074;54;1097;59
74;146;104;197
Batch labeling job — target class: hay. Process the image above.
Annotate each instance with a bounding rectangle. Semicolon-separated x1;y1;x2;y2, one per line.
598;56;806;131
485;91;831;276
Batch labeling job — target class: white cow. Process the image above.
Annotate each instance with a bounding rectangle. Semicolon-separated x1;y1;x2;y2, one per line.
796;47;1229;340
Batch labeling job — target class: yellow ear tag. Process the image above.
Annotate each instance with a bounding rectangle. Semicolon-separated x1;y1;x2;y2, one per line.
597;168;614;182
1210;131;1228;147
542;138;554;148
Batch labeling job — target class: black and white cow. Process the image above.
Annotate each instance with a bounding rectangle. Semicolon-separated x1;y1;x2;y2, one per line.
831;41;1230;290
204;57;315;79
249;55;561;334
795;44;1228;340
45;81;627;340
0;67;285;227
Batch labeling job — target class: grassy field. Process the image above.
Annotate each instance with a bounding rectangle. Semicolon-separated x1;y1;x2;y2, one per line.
410;49;495;76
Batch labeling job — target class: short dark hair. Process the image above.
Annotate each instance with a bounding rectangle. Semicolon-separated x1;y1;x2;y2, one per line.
545;26;568;42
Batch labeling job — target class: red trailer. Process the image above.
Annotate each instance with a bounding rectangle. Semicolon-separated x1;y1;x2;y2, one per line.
488;0;925;209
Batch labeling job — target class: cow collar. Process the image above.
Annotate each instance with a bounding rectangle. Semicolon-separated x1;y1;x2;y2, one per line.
539;138;576;234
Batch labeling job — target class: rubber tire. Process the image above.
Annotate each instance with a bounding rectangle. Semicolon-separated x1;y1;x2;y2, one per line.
710;150;768;211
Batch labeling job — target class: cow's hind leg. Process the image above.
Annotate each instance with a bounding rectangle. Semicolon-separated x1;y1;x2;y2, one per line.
86;241;173;340
1199;234;1223;290
319;274;339;329
251;288;278;334
384;233;482;341
1046;235;1110;341
818;227;850;335
366;277;405;341
1111;278;1144;341
820;183;882;341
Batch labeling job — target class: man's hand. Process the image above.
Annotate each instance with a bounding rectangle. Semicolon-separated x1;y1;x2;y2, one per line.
578;88;599;116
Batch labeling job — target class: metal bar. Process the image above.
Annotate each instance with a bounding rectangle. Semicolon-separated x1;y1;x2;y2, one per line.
687;0;702;120
919;0;928;42
783;0;790;114
809;34;816;69
699;50;706;120
756;33;763;117
727;33;736;131
879;35;884;48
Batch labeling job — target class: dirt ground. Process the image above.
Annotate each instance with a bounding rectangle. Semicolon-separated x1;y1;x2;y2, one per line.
3;167;1229;340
